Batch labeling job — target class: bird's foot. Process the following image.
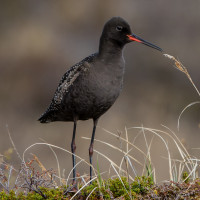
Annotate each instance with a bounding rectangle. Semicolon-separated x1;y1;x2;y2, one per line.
63;182;77;196
71;180;77;190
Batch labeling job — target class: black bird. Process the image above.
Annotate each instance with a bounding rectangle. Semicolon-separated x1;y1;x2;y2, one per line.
39;17;162;183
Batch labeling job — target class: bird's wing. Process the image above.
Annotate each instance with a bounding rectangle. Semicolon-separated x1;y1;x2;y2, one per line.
38;53;97;123
49;53;97;110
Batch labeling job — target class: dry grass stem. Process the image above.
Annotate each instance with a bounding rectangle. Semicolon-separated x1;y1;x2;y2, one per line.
66;160;83;186
94;149;134;181
39;138;62;185
101;128;151;162
82;136;142;166
6;125;22;162
70;176;97;200
85;187;97;200
177;101;200;131
31;154;47;172
164;54;200;97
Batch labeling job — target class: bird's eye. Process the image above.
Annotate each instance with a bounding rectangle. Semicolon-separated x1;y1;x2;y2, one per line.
116;26;123;31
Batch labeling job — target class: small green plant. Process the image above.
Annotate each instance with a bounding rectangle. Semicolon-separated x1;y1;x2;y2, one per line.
182;171;190;183
145;161;154;184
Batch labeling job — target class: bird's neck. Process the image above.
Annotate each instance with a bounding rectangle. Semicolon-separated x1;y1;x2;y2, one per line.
98;37;124;61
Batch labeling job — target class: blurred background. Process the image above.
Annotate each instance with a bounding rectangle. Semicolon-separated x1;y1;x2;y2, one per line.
0;0;199;183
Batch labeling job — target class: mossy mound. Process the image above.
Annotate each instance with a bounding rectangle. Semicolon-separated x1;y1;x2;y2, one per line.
1;176;200;199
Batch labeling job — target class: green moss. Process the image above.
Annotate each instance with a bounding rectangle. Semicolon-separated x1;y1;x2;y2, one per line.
131;176;153;194
80;180;110;199
0;190;17;200
0;187;69;200
108;177;130;198
0;177;153;199
1;176;200;199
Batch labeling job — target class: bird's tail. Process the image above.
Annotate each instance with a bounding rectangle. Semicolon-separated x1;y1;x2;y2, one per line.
38;110;54;123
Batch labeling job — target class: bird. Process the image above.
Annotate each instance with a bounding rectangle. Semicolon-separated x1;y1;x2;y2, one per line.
38;17;162;184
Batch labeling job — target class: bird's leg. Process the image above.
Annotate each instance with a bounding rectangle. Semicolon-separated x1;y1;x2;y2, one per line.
71;120;77;185
89;118;98;181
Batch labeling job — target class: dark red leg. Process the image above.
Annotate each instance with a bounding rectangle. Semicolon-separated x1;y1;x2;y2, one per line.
71;120;77;184
89;118;98;181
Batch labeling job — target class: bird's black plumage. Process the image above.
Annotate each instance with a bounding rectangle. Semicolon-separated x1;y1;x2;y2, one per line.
39;17;132;123
38;17;162;183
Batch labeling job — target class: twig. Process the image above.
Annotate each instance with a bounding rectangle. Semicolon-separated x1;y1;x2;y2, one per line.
6;165;13;191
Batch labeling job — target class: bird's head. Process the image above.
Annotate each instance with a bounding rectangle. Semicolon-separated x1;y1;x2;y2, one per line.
101;17;162;52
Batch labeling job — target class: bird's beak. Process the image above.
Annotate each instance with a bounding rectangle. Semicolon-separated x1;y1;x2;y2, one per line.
127;34;163;52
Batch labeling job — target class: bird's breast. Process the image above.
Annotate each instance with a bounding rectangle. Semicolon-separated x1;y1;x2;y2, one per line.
62;59;125;120
87;60;125;104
